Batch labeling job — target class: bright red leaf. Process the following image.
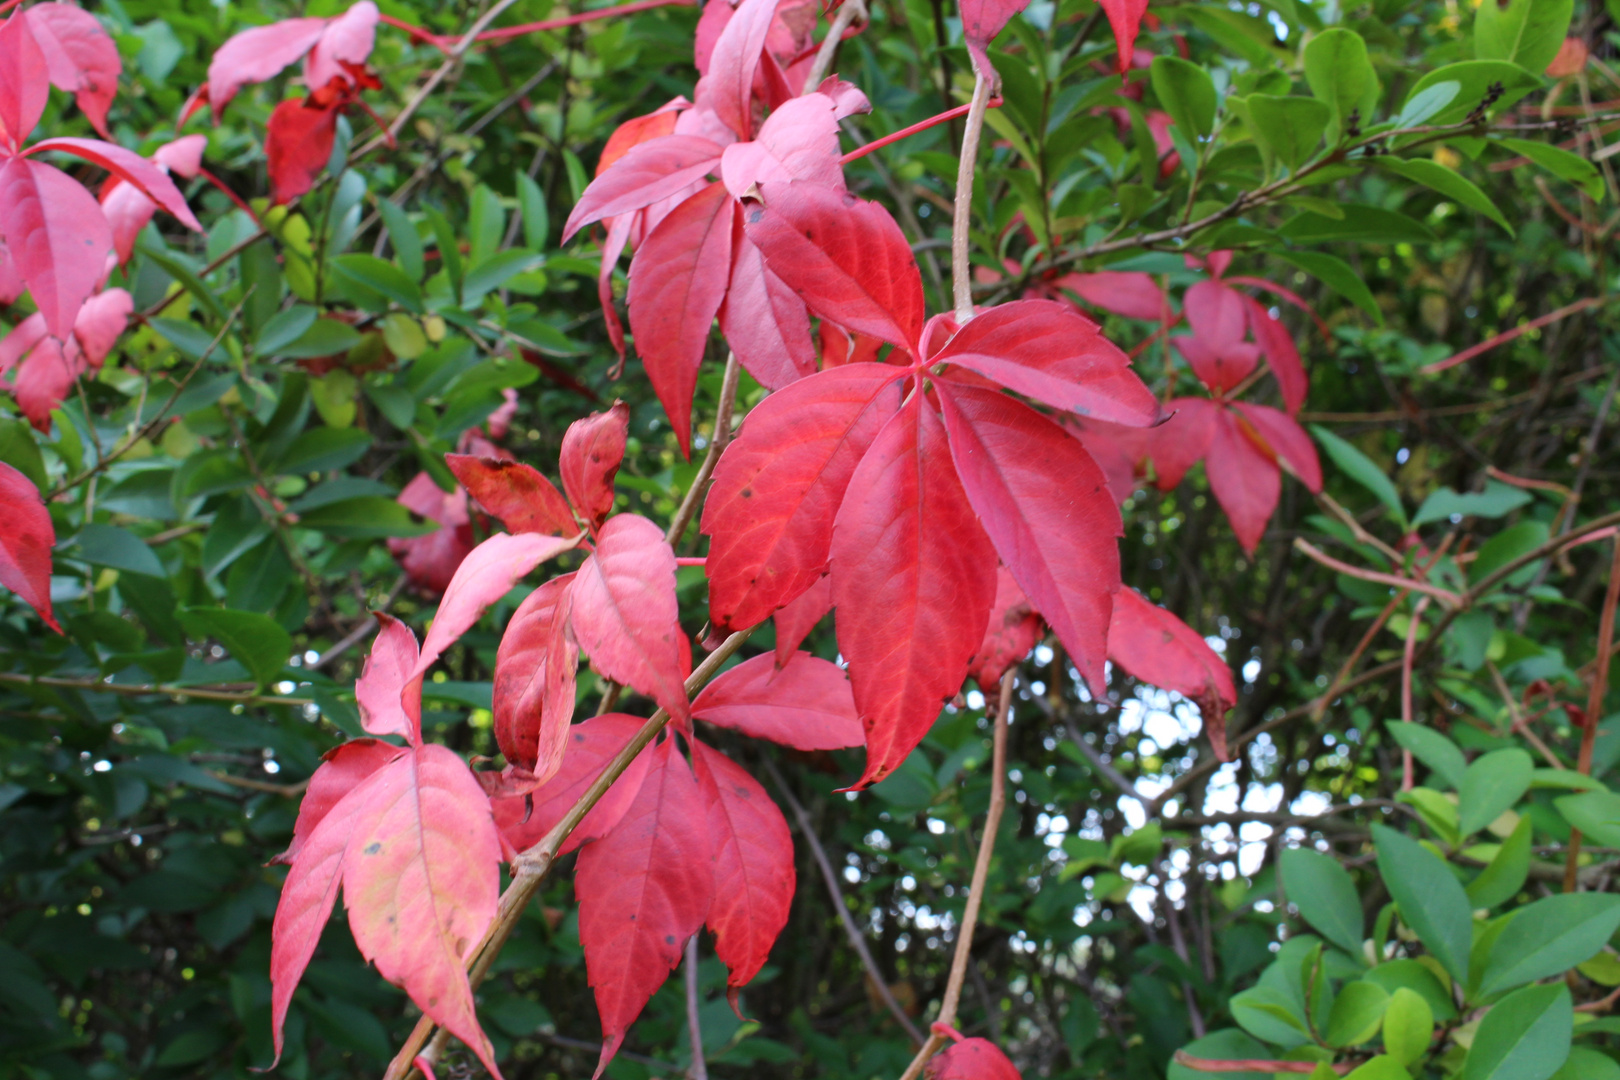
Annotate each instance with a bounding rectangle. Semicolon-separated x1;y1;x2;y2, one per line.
0;460;57;632
927;1037;1024;1079
25;3;120;139
389;472;476;596
560;400;630;529
446;454;579;538
576;737;714;1077
969;566;1043;690
1100;0;1150;73
0;156;112;340
1055;270;1166;322
265;94;342;206
563;134;725;241
771;572;830;664
274;738;401;865
691;650;863;750
493;574;579;783
205;0;378;116
491;712;655;856
1107;586;1236;759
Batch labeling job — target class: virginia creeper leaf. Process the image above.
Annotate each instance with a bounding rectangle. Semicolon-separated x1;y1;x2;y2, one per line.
1106;587;1237;759
772;572;831;665
355;612;423;744
493;574;579;782
560;400;630;528
0;459;58;631
969;565;1043;690
563;135;724;240
446;454;579;537
274;738;402;865
1206;407;1281;555
0;12;49;152
491;713;654;856
206;17;329;117
25;4;120;139
720;229;817;390
927;1037;1024;1079
692;650;864;750
0;156;112;339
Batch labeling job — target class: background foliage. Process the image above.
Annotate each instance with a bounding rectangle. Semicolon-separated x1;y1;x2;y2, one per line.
3;0;1620;1078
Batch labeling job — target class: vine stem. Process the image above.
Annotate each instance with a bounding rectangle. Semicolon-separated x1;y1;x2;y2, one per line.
895;669;1014;1080
1400;596;1432;792
667;353;742;548
800;0;867;93
684;936;708;1079
0;672;312;707
384;628;754;1080
951;70;994;322
1565;537;1620;891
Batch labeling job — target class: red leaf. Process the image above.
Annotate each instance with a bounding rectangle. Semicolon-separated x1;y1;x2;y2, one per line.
1069;415;1153;505
703;363;904;634
564;134;725;241
744;181;925;352
25;4;120;139
265;97;340;206
270;754;392;1066
1099;0;1150;73
1176;282;1257;394
1054;271;1166;322
0;156;111;340
388;475;474;597
626;180;735;457
27;138;200;231
718;91;850;198
576;738;714;1077
697;0;780;138
1148;397;1218;490
692;740;794;991
9;336;78;430
206;16;328;117
492;713;654;856
0;13;48;154
569;513;691;723
772;572;830;664
1233;402;1321;491
692;650;863;750
936;382;1121;696
304;0;378;91
493;574;578;781
72;286;131;364
411;531;579;684
720;229;816;390
1107;587;1236;760
959;0;1030;78
969;566;1042;689
1206;407;1279;555
927;1037;1023;1079
0;460;58;631
597;212;634;362
932;299;1158;426
275;738;402;865
694;0;734;75
446;454;579;537
560;400;630;528
1243;296;1308;414
597;99;687;177
342;747;505;1078
833;394;997;788
356;613;423;745
1173;333;1259;397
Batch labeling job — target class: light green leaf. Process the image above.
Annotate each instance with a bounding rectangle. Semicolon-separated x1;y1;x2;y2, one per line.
1395;81;1462;127
1230;985;1312;1048
1459;749;1533;836
1247;94;1330;170
1461;983;1572;1080
1468;814;1531;909
1552;1048;1620;1080
1478;894;1620;998
1373;825;1473;984
1281;847;1365;953
1475;0;1574;74
1379;158;1513;235
1498;137;1604;201
1150;56;1218;139
1403;61;1543;128
1383;987;1435;1066
1328;981;1390;1047
1303;28;1379;140
1313;427;1406;525
1346;1056;1413;1080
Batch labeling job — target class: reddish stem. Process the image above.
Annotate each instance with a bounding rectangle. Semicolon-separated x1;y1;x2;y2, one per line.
1420;296;1606;375
384;0;697;51
196;168;261;225
841;98;1003;164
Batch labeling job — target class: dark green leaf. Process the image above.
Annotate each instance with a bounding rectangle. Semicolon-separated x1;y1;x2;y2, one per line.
1281;847;1365;953
1373;824;1473;983
178;607;291;687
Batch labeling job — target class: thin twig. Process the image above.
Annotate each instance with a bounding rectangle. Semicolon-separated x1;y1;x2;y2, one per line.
951;71;994;322
1566;537;1620;891
0;672;311;707
684;936;708;1080
1400;596;1432;791
800;0;867;92
666;353;742;548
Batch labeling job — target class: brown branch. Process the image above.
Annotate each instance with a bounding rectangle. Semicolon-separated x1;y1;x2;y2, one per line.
0;672;312;708
1567;537;1620;891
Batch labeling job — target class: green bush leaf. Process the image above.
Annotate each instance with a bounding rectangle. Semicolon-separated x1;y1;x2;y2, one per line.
332;254;425;313
1373;825;1473;984
1383;986;1434;1065
1461;983;1572;1080
1468;814;1532;909
1386;721;1468;789
1555;790;1620;847
1281;847;1365;953
1272;250;1383;323
1475;0;1574;74
1459;749;1533;836
178;608;291;688
1247;95;1329;170
1150;56;1218;140
1379;158;1513;235
1477;894;1620;998
1498;138;1604;201
1327;980;1390;1047
1303;28;1379;139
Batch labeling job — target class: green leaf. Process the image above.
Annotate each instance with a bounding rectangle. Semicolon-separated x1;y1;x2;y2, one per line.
1394;80;1462;127
1327;981;1390;1047
137;242;227;320
1280;847;1365;953
275;317;363;360
1247;95;1329;170
1150;56;1217;140
1459;749;1533;836
1468;814;1532;909
1555;790;1620;847
178;607;291;688
1312;426;1406;525
0;417;46;490
1280;205;1437;244
1303;28;1379;140
1346;1056;1414;1080
1373;825;1473;984
1475;0;1574;74
1383;987;1435;1066
1552;1049;1620;1080
1472;521;1551;587
1478;894;1620;998
375;197;425;281
1363;959;1458;1021
276;427;373;475
1498;137;1605;201
255;305;318;356
75;523;165;578
463;250;543;305
468;184;506;266
1272;250;1383;323
425;206;464;296
1414;483;1533;527
1167;1030;1272;1080
1399;787;1463;847
149;317;222;361
332;254;424;313
1230;985;1312;1048
516;171;549;251
1403;61;1543;128
295;497;439;539
1379;158;1513;235
1461;983;1572;1080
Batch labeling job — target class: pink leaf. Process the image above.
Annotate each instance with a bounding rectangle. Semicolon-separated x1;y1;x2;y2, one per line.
1107;587;1236;760
968;566;1043;690
1243;296;1308;414
1206;407;1280;555
154;134;208;178
927;1037;1023;1079
772;572;830;664
1054;271;1166;322
72;286;130;365
206;17;329;118
692;740;794;991
718;91;851;198
274;738;403;866
356;613;423;745
576;738;714;1077
342;747;505;1079
1233;402;1321;491
702;363;904;634
960;0;1031;79
744;181;925;352
936;382;1121;697
24;4;120;139
445;454;579;537
570;513;691;723
0;156;111;340
0;13;48;153
493;574;579;782
931;299;1159;427
491;713;655;856
627;181;735;457
560;400;630;528
832;394;997;788
1172;333;1259;396
692;650;864;750
1147;397;1219;490
698;0;780;138
411;531;579;683
0;460;58;631
720;229;816;389
0;312;45;375
10;336;78;430
305;0;378;91
564;134;724;241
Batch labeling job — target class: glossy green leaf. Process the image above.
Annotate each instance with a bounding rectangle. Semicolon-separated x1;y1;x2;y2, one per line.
1383;987;1434;1066
1498;138;1604;201
1385;722;1468;788
1327;980;1390;1047
1272;250;1383;323
1247;95;1329;170
1461;983;1572;1080
1374;825;1473;983
1459;749;1533;836
1478;894;1620;998
332;254;424;313
1314;427;1406;525
375;196;425;281
178;607;291;688
1555;790;1620;847
1303;28;1379;139
1150;56;1218;139
1468;814;1532;909
1475;0;1574;74
1281;847;1365;953
1379;158;1513;234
